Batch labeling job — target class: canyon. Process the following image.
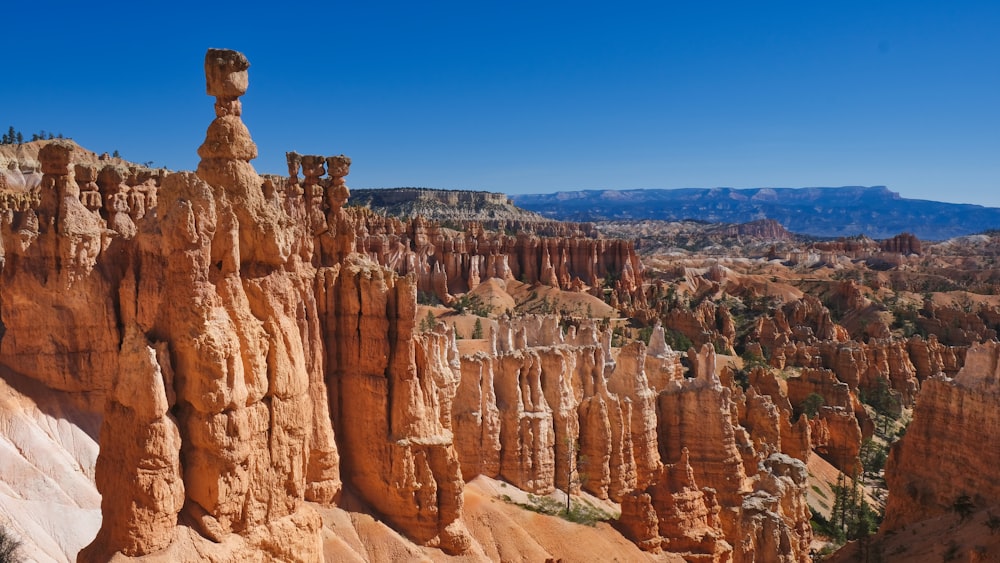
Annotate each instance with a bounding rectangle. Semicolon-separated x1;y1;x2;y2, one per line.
0;48;999;563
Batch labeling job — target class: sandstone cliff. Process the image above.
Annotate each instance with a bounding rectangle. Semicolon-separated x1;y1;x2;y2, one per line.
0;48;463;561
882;340;1000;531
343;207;645;309
450;319;815;562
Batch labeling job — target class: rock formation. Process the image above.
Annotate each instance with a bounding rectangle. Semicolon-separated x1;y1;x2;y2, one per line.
322;257;470;554
78;326;184;558
0;48;571;561
450;319;812;560
618;449;732;559
882;341;1000;531
78;47;341;561
646;345;812;563
879;232;921;255
342;208;646;307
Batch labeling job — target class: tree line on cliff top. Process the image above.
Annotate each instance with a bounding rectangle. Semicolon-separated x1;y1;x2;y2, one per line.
1;125;66;145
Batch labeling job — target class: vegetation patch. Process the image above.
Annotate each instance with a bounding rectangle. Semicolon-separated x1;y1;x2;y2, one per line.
502;493;618;527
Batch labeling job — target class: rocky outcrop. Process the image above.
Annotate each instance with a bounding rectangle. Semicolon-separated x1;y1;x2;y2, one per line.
807;407;863;476
618;449;732;560
793;232;923;261
323;258;470;553
78;326;184;559
916;298;998;346
708;219;792;241
809;236;881;256
349;187;547;227
0;49;642;557
75;49;342;561
879;232;921;255
645;323;686;392
907;334;963;380
0;140;117;395
455;317;675;500
641;345;812;563
882;341;1000;531
609;342;664;489
345;209;645;306
458;312;814;561
664;299;737;353
782;368;870;473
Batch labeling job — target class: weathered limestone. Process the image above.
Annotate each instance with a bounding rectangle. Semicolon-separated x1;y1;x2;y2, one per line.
882;341;1000;531
645;322;686;391
646;345;812;563
907;334;963;380
337;207;646;306
452;324;812;561
322;256;471;554
79;48;340;561
0;141;119;397
78;325;184;559
609;342;662;489
618;449;733;560
452;316;660;504
454;354;502;480
0;47;827;563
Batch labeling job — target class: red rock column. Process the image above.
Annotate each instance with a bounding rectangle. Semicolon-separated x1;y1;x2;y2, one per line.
325;256;471;554
80;325;184;559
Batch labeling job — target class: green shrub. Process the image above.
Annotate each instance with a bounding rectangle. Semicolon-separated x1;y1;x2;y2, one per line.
501;493;616;527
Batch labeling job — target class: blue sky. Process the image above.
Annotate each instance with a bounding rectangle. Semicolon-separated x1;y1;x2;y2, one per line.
5;1;999;206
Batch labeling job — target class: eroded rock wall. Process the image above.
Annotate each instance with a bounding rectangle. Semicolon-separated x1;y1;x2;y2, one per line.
346;208;646;307
882;341;1000;531
322;256;470;553
0;49;471;560
648;345;812;563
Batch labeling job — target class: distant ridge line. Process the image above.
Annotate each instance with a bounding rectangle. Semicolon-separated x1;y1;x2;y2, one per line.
510;186;1000;240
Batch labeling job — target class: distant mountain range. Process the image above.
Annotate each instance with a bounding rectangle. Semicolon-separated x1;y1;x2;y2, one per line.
510;186;1000;240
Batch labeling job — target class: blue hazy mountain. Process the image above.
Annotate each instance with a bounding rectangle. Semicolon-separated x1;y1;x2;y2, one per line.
510;186;1000;240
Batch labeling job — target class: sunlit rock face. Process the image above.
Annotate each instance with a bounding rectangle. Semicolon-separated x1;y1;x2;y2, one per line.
882;341;1000;532
75;48;341;561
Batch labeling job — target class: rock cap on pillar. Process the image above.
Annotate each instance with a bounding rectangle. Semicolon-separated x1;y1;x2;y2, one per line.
38;141;74;176
204;48;249;98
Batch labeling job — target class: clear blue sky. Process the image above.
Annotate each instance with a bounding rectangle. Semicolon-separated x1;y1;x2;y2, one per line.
5;1;999;206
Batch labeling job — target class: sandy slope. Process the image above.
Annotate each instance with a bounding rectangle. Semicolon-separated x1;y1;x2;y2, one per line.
0;369;103;562
320;476;679;562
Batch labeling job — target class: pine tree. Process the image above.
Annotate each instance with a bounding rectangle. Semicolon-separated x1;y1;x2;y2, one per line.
419;310;436;332
831;473;848;534
15;132;22;144
472;318;483;339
